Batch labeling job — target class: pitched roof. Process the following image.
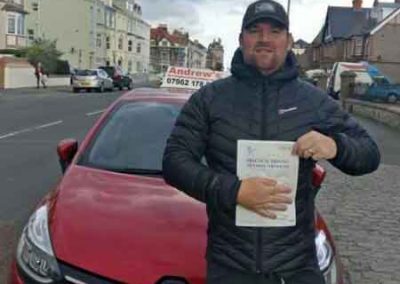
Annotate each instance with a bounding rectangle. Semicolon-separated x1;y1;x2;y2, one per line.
294;39;309;48
150;27;188;46
370;7;400;35
325;7;376;39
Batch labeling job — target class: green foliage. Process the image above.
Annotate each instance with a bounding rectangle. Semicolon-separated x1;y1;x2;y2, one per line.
17;38;63;74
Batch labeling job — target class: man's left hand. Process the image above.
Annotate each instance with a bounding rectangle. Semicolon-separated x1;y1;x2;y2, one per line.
292;130;337;160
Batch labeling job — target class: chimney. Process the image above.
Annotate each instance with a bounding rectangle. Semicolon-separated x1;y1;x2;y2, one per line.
353;0;363;9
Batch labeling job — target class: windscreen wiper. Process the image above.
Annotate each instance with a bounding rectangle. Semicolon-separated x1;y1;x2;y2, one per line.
108;168;163;175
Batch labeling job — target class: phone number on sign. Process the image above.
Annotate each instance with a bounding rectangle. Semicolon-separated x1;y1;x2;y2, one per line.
166;78;207;88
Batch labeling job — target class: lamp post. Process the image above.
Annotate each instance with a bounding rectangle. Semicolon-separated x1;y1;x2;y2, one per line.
287;0;291;18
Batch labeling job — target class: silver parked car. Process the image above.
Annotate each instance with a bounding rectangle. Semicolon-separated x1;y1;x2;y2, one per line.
72;69;114;93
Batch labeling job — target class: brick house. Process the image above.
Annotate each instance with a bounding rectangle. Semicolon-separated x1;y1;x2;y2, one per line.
301;0;400;82
150;25;207;74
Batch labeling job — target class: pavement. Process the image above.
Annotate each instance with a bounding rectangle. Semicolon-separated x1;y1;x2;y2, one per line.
317;162;400;284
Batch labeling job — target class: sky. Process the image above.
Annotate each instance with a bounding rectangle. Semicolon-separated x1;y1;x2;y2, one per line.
139;0;384;69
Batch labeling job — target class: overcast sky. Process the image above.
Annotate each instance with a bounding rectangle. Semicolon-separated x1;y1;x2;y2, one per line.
139;0;384;69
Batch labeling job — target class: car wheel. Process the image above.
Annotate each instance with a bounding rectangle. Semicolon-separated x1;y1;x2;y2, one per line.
387;94;397;103
86;88;91;93
119;84;123;91
73;88;80;93
128;81;133;90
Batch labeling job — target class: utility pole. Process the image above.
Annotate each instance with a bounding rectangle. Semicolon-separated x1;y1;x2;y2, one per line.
287;0;291;18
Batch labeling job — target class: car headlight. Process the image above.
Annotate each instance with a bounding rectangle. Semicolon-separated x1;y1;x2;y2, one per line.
16;204;62;283
315;230;338;284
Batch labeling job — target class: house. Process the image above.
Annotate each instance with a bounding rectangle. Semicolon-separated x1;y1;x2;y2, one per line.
24;0;150;72
302;0;400;82
150;25;208;73
206;38;224;71
0;0;28;51
292;39;309;55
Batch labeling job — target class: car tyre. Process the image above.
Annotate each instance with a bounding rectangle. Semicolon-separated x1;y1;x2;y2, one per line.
73;88;80;93
387;94;397;103
128;81;133;90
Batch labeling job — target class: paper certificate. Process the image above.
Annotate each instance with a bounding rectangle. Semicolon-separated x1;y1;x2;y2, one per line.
236;140;299;227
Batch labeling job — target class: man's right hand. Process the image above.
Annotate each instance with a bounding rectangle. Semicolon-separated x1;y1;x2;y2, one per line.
237;178;293;219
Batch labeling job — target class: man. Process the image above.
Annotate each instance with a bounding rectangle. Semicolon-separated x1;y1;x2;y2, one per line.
34;62;46;88
163;0;380;283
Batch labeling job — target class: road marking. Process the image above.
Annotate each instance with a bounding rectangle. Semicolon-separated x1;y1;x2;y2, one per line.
34;120;63;129
0;120;63;140
0;128;32;139
86;109;105;116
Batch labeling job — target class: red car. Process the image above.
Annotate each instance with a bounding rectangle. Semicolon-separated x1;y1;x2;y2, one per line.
9;88;344;284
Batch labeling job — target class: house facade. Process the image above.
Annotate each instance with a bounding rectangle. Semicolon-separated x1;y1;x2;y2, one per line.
150;25;207;73
206;38;224;71
302;0;400;82
24;0;150;72
0;0;28;51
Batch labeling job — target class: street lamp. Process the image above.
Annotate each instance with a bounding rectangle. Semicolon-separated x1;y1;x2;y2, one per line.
287;0;291;18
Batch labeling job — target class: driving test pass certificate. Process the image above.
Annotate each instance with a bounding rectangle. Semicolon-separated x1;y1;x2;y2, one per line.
236;140;299;227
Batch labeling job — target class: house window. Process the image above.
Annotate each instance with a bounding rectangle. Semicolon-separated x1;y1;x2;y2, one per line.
118;37;123;50
161;52;168;62
106;36;110;49
353;37;363;56
128;40;133;52
136;43;141;54
27;29;34;40
17;15;24;34
128;60;133;72
7;15;16;34
96;34;102;48
162;41;168;47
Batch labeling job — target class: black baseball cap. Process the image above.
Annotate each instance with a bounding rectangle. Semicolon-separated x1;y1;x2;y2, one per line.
242;0;289;30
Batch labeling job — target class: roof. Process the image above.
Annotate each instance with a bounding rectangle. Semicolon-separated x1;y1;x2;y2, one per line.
1;2;28;14
294;39;309;48
150;27;188;46
370;7;400;35
325;7;376;39
376;2;400;9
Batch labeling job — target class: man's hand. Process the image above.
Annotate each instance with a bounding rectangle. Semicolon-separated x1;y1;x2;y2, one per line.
292;130;337;160
237;178;292;219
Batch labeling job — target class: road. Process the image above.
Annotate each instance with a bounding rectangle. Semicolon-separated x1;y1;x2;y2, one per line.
0;86;125;282
0;87;399;283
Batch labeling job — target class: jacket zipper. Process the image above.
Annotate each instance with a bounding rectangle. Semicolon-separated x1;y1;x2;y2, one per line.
256;81;268;274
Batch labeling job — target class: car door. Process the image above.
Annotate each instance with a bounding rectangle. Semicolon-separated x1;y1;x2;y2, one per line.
99;70;113;89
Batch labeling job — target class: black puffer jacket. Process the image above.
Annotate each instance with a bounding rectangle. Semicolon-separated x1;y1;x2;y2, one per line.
163;49;380;275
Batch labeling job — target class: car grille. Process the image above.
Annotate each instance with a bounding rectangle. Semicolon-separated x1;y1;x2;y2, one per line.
59;261;121;284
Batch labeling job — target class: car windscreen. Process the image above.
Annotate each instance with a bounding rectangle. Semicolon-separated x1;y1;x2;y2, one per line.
76;70;97;76
79;101;181;174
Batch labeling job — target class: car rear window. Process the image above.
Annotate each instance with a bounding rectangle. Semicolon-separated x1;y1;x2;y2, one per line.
76;70;97;76
80;101;182;173
100;66;114;76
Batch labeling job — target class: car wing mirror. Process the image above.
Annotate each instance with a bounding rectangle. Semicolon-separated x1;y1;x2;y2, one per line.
57;138;78;173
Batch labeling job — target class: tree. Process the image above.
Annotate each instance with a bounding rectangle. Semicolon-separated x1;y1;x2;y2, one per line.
16;38;63;74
